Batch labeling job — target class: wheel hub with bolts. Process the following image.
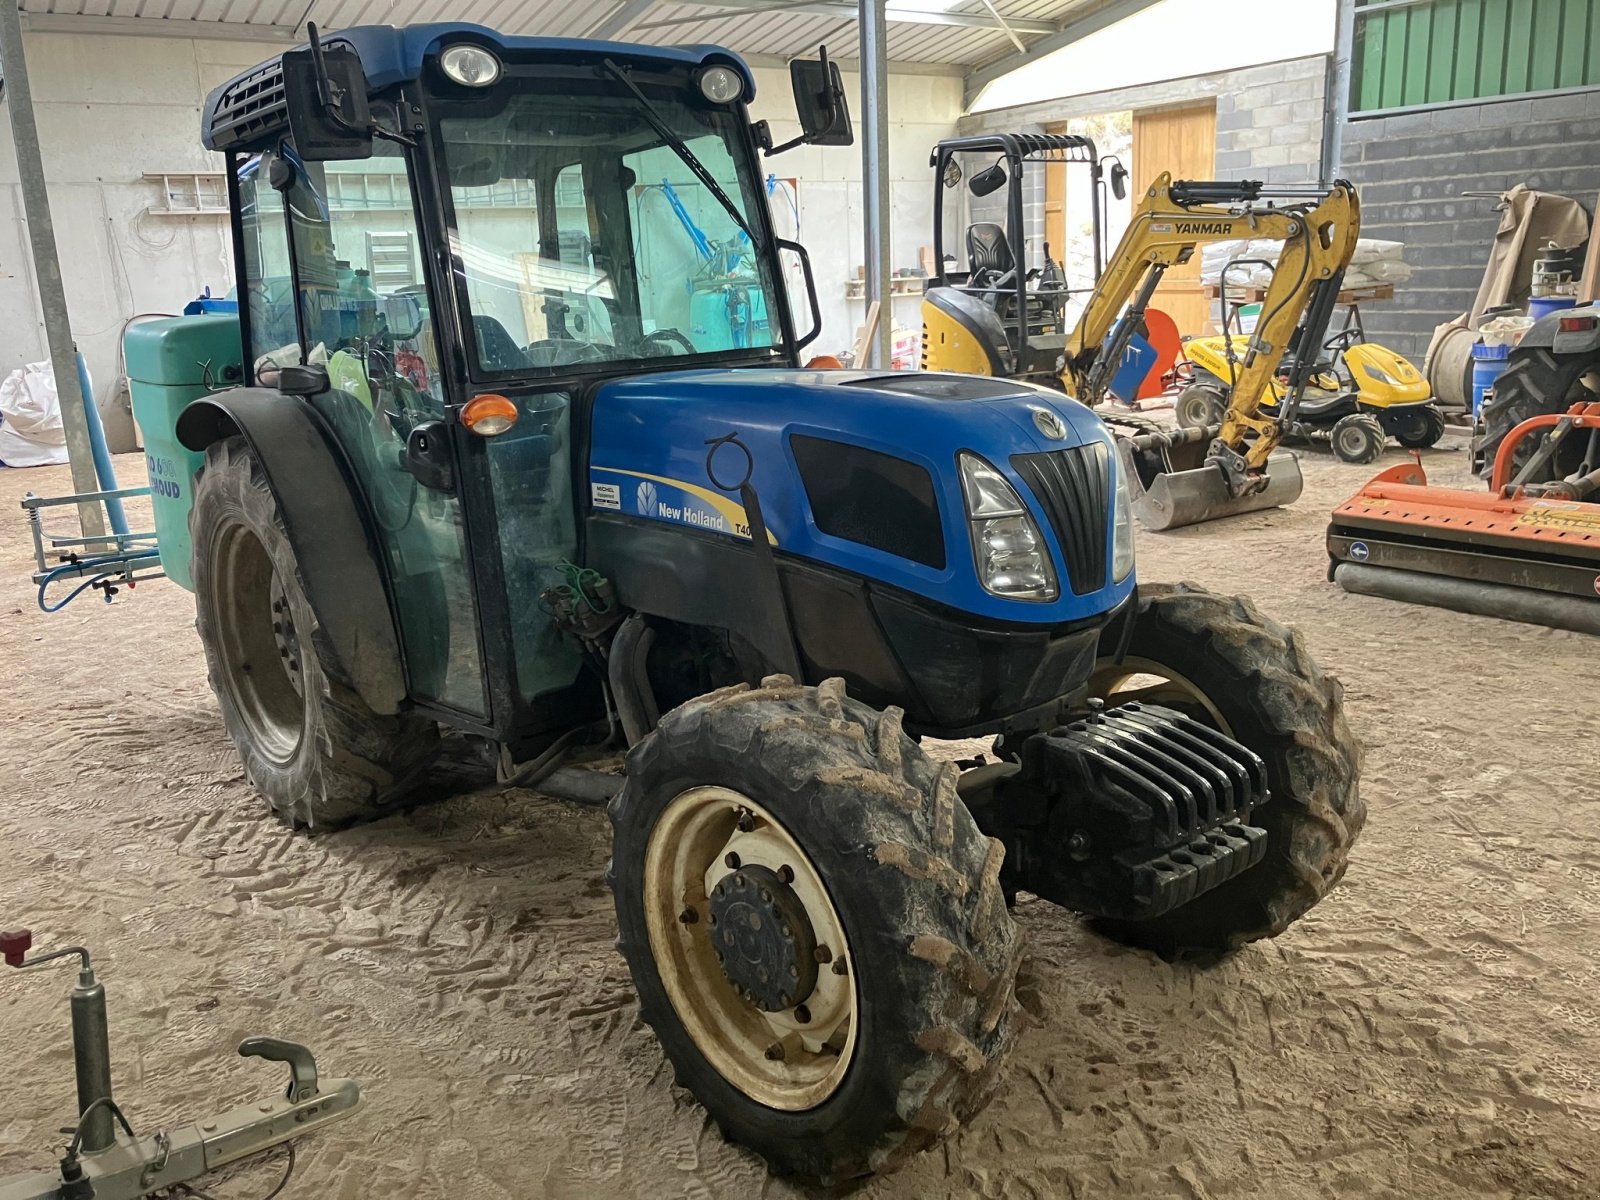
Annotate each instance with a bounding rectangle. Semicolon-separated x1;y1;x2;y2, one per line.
707;864;820;1012
269;574;303;696
643;786;857;1109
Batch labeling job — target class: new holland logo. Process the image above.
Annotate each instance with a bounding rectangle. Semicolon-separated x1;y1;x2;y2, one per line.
635;480;658;515
1031;408;1067;440
1177;221;1232;236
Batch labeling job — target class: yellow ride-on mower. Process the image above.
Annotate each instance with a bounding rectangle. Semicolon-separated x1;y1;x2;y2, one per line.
1178;328;1444;465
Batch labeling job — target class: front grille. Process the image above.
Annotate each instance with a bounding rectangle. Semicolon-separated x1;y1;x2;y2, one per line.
208;60;289;151
1012;443;1111;594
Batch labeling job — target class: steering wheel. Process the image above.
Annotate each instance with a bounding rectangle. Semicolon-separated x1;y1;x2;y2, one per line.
1323;328;1361;355
637;328;698;357
523;338;609;368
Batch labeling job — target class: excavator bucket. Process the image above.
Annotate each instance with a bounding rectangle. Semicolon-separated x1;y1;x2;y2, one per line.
1114;425;1305;531
1327;460;1600;635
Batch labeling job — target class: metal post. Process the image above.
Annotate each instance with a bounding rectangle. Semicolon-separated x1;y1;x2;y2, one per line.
860;0;893;369
1320;0;1356;185
0;6;108;541
71;965;116;1153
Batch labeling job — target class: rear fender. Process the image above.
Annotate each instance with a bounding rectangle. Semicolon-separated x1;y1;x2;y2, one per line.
176;389;406;714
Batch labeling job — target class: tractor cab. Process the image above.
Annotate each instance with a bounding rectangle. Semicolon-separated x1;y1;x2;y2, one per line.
189;24;847;745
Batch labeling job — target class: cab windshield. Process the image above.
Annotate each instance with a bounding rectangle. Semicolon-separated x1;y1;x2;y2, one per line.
436;73;787;376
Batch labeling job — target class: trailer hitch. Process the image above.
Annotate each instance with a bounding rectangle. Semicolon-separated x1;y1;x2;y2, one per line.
0;929;361;1200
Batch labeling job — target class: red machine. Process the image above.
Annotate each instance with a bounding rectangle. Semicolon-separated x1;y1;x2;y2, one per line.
1327;403;1600;635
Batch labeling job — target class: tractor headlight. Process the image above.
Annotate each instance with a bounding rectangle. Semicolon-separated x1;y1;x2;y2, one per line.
440;44;502;87
1363;362;1401;387
1111;459;1135;582
697;65;744;104
958;453;1058;601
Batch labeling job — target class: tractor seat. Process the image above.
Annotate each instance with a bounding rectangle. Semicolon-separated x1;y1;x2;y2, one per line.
472;315;532;372
966;223;1015;290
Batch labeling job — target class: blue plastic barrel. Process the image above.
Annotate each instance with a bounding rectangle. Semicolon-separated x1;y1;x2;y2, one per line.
1529;295;1578;322
1471;341;1511;417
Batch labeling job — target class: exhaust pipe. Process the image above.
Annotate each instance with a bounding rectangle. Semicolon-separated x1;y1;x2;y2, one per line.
1115;426;1305;531
1336;563;1600;636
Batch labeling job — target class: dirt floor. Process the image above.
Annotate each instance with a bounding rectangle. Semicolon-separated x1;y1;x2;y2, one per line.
2;434;1598;1200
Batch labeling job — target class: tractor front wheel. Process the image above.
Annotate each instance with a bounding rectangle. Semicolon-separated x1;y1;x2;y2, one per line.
1085;583;1364;957
190;436;437;828
609;675;1022;1183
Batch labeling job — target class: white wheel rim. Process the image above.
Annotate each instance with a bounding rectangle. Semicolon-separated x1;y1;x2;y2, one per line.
643;786;858;1110
1088;655;1232;736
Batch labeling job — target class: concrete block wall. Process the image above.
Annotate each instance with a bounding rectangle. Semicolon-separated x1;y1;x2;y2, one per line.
1213;57;1327;185
1341;91;1600;361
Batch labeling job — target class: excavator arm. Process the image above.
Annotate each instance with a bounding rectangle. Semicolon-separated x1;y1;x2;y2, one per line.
1063;173;1361;492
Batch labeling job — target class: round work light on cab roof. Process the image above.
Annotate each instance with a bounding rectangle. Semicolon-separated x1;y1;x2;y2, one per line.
440;44;501;87
696;64;743;104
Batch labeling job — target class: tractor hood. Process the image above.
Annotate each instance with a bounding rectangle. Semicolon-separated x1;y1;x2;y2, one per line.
587;369;1133;625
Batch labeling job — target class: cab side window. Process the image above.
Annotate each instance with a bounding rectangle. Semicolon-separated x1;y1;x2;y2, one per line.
236;153;301;374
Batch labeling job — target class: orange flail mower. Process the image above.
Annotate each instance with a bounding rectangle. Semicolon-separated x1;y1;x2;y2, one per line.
1328;403;1600;636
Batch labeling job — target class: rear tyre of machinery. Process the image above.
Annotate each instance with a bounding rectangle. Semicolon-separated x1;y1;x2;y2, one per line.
1388;405;1447;449
1477;347;1600;478
190;435;438;829
1086;583;1365;958
1330;412;1386;464
609;675;1023;1183
1175;383;1227;431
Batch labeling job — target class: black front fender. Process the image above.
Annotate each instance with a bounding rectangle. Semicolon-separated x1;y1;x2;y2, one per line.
177;389;406;715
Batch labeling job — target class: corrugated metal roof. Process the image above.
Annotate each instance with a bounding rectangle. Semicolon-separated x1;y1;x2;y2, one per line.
20;0;1114;69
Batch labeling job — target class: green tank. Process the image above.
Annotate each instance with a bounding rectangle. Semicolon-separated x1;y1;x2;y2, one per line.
123;314;243;591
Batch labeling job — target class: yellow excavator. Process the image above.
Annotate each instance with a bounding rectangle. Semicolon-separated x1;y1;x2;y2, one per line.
922;134;1362;529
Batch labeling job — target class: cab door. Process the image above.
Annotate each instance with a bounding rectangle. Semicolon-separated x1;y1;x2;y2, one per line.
264;143;490;719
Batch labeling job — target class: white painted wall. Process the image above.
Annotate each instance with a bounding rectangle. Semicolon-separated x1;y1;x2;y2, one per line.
746;65;966;359
0;32;963;450
0;32;270;449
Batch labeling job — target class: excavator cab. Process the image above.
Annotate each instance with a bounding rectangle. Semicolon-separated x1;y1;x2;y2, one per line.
923;134;1122;382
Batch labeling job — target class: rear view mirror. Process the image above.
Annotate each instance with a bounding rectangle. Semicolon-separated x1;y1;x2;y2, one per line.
1103;156;1129;201
790;50;852;147
281;39;372;161
969;163;1008;197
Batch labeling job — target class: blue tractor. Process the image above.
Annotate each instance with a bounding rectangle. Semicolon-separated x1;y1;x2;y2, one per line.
137;23;1364;1183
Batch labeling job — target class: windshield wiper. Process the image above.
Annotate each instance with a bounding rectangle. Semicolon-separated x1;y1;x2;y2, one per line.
602;59;761;251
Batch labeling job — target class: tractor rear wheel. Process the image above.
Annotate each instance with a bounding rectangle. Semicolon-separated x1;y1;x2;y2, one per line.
190;436;437;829
1477;347;1600;479
1085;583;1364;957
609;675;1021;1183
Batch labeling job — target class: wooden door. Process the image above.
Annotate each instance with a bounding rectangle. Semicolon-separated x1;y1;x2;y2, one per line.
1044;135;1067;269
1132;102;1217;337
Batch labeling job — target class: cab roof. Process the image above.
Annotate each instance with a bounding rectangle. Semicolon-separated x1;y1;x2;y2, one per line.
202;22;756;153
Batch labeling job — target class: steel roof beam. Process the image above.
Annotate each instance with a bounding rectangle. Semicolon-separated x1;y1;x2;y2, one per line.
962;0;1164;106
636;0;1056;35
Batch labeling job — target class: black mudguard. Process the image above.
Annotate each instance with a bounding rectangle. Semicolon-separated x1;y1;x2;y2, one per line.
177;389;406;715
